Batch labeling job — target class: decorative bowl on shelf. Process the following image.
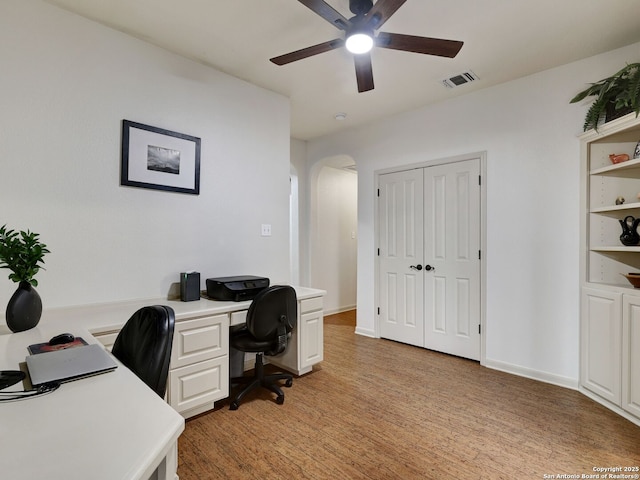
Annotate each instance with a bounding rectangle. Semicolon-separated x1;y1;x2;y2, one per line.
609;153;630;164
622;273;640;288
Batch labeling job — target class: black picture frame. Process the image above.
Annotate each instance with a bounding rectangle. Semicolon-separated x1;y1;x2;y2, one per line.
121;120;201;195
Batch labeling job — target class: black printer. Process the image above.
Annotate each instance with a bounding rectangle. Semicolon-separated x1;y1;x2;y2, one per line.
205;275;270;302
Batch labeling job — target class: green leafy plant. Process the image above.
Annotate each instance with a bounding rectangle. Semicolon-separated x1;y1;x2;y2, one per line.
0;224;50;287
570;62;640;131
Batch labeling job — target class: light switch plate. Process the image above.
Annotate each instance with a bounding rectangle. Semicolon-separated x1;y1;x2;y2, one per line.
261;224;272;236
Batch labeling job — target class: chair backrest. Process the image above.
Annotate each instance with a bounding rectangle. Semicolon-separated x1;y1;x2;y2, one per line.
246;285;297;356
112;305;175;397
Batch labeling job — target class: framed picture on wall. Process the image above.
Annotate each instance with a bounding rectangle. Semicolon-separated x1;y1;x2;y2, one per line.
120;120;201;195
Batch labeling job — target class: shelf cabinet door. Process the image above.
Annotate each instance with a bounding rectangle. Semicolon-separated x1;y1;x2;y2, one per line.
622;294;640;417
581;287;622;405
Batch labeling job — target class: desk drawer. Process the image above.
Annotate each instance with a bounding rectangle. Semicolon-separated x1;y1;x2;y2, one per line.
171;314;229;368
168;356;229;414
230;310;247;326
300;297;323;314
91;330;119;352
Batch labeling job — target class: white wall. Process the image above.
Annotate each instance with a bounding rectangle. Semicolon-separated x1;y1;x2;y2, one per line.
290;138;309;286
0;1;291;309
306;41;640;387
310;166;357;314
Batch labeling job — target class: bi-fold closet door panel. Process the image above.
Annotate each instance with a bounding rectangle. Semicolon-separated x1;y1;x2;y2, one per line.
423;159;480;360
379;168;425;346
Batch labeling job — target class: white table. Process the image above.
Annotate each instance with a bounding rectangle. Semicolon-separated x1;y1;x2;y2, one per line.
0;323;185;480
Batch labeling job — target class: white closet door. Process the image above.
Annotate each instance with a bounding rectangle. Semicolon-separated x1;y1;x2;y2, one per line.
423;159;481;360
378;168;425;347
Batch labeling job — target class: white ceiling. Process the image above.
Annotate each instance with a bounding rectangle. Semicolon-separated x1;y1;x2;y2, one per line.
45;0;640;140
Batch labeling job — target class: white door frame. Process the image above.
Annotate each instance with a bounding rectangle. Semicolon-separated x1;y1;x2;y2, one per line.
374;151;488;365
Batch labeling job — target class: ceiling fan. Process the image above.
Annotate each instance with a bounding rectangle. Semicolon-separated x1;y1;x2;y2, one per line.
270;0;464;93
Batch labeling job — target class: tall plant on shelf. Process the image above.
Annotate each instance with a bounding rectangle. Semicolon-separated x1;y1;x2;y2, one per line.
570;62;640;132
0;224;50;332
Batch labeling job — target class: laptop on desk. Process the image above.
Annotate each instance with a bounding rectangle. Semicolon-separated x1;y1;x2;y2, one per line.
26;344;118;386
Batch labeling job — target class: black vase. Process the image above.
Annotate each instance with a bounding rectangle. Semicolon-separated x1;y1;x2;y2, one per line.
6;281;42;333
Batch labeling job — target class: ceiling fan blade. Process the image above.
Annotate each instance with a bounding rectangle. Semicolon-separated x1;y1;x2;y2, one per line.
298;0;351;31
365;0;407;30
376;32;463;58
354;53;374;92
270;39;345;65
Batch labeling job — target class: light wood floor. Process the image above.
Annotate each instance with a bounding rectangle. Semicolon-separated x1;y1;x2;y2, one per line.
178;310;640;479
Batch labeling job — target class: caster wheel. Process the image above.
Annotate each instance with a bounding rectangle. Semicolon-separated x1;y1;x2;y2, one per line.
276;395;285;405
285;379;293;387
230;402;239;410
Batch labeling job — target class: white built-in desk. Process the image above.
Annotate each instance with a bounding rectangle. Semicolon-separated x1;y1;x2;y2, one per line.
0;325;184;480
29;286;325;418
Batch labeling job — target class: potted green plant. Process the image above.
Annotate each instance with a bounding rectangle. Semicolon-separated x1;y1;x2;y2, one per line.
0;224;50;332
570;62;640;131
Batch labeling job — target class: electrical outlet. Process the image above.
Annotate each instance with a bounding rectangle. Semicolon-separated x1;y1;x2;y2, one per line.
261;224;272;236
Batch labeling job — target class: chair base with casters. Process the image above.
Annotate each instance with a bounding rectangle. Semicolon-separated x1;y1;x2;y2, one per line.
229;353;293;410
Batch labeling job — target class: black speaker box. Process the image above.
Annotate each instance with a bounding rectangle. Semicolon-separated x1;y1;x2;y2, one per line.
180;272;200;302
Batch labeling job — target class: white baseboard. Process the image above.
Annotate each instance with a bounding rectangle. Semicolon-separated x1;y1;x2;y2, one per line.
354;326;375;337
483;357;579;390
323;304;356;316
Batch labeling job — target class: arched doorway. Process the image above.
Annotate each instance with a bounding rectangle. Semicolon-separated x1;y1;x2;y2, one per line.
309;155;358;315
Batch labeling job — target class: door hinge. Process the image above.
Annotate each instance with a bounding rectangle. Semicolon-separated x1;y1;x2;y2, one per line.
377;248;380;256
478;250;481;260
377;307;380;315
377;188;380;197
479;324;481;334
478;175;481;186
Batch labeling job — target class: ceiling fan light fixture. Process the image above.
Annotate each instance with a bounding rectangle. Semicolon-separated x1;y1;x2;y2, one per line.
345;32;373;54
270;0;463;94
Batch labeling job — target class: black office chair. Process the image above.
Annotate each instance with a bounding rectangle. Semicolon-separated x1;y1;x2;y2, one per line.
112;305;175;398
229;285;297;410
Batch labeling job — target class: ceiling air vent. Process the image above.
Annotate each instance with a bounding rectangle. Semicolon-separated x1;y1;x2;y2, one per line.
441;71;479;89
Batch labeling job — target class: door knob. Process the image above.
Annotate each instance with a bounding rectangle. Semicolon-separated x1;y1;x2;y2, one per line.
409;264;423;271
425;265;434;271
